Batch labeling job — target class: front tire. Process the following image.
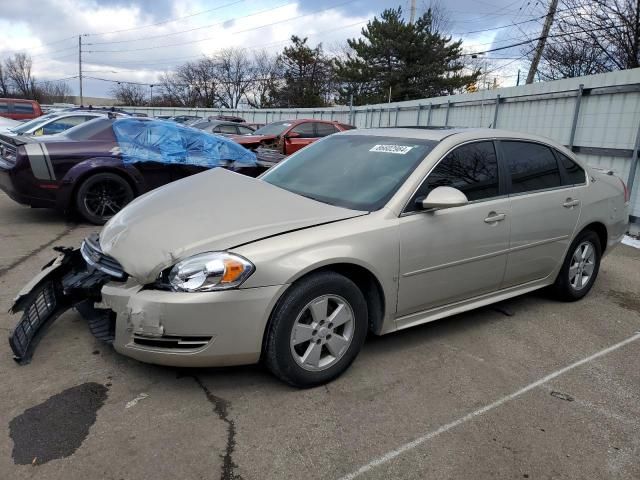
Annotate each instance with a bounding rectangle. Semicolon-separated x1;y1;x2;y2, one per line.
75;172;134;225
550;230;601;301
265;271;368;388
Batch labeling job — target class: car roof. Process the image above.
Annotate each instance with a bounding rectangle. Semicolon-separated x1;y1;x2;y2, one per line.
339;127;562;144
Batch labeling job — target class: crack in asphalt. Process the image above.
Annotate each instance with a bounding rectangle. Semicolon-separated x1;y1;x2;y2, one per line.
192;376;242;480
0;224;77;278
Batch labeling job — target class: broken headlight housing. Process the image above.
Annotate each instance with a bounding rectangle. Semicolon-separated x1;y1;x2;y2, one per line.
168;252;254;292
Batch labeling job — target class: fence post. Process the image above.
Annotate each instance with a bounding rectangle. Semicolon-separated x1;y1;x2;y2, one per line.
330;110;334;121
394;106;400;126
378;109;382;127
626;120;640;205
348;93;354;125
568;84;584;149
444;99;451;126
387;106;392;126
416;104;423;125
426;103;432;126
364;108;369;128
492;94;501;129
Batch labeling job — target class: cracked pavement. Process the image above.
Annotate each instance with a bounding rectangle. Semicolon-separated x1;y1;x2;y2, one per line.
0;194;639;479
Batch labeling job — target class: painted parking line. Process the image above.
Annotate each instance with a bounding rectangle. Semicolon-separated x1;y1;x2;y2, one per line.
338;332;640;480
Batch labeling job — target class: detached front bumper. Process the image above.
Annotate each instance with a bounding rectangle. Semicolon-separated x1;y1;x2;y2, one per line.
101;280;286;367
8;239;288;368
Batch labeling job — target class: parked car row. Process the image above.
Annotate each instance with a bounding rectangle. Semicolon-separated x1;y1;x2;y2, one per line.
0;105;356;225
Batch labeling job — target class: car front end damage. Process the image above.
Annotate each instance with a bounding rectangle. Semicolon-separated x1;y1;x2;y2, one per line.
9;233;285;367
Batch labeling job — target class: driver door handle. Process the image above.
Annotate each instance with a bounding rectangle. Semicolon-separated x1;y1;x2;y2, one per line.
484;212;506;223
563;198;580;208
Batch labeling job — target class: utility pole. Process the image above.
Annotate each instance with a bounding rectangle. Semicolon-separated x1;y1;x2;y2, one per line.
516;69;521;86
78;35;83;106
409;0;416;24
526;0;558;84
149;84;154;106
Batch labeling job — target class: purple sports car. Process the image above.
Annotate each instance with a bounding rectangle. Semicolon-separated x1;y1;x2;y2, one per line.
0;117;266;224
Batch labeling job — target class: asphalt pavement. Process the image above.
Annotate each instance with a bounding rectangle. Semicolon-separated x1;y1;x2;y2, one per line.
0;193;639;480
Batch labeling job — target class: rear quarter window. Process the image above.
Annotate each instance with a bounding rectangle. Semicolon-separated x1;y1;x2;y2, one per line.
0;101;8;112
557;152;586;185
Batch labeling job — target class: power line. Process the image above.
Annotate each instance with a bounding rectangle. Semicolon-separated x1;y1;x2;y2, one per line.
464;23;624;56
0;35;78;56
86;0;357;54
84;20;367;70
86;0;246;37
86;1;296;46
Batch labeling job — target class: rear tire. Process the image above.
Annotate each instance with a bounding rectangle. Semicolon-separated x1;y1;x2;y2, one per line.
550;230;601;301
75;172;134;225
265;271;368;388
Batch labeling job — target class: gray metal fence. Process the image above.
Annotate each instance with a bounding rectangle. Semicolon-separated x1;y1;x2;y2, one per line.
125;68;640;222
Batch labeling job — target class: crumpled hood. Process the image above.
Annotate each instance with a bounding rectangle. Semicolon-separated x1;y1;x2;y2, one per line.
100;168;365;283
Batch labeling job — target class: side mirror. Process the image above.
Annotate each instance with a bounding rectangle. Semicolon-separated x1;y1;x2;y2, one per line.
420;186;468;210
285;131;300;139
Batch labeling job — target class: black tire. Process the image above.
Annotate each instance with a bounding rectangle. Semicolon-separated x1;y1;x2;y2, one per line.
265;271;368;388
75;172;134;225
550;230;601;301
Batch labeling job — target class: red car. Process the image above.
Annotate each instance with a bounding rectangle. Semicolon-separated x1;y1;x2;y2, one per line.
0;98;43;120
229;119;355;155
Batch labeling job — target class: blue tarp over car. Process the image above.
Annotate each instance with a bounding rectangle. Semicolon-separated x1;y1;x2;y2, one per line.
112;118;257;168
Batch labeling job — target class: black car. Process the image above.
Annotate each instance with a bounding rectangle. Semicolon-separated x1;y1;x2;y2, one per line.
0;117;261;224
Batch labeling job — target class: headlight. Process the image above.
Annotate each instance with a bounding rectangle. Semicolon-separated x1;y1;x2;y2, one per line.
168;252;254;292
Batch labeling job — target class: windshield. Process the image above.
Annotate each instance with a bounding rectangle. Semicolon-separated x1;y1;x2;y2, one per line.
10;113;59;134
252;121;292;136
262;135;438;211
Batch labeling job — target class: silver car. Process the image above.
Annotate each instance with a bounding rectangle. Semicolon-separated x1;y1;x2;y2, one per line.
10;128;629;387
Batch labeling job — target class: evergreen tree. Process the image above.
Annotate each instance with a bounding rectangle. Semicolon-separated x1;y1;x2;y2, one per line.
335;7;479;105
274;36;334;107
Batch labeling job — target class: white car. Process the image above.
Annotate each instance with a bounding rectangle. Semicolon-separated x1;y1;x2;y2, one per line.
0;116;20;130
1;111;109;136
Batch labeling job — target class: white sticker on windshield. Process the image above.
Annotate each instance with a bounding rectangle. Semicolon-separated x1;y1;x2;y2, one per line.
369;144;414;154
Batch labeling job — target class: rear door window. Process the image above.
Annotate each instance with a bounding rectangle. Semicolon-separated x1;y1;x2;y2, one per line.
557;152;586;185
501;141;562;194
315;123;338;137
216;124;238;134
290;122;315;138
0;101;8;113
237;126;254;134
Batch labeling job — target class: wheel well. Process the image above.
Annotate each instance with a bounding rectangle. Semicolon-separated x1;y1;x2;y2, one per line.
261;263;386;357
581;222;607;252
70;167;139;211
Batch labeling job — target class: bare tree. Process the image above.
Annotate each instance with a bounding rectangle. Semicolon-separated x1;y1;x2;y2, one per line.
109;83;147;106
0;63;10;97
533;0;640;79
246;50;281;108
37;81;72;103
4;53;36;98
215;48;255;108
160;58;218;107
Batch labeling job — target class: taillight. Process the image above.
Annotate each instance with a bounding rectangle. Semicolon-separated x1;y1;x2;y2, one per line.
619;177;630;203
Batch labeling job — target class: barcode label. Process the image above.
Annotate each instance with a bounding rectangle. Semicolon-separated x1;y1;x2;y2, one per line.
369;144;414;154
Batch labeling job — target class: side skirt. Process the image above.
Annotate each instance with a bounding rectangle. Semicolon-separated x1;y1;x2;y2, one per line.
394;277;553;332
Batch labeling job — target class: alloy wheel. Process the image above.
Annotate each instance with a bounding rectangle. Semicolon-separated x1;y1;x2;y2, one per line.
569;241;596;290
289;294;355;372
83;179;131;219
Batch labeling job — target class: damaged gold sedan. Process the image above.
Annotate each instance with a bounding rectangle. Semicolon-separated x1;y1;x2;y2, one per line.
9;128;629;387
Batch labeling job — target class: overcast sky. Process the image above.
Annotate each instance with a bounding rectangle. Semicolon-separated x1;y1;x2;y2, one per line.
0;0;546;98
